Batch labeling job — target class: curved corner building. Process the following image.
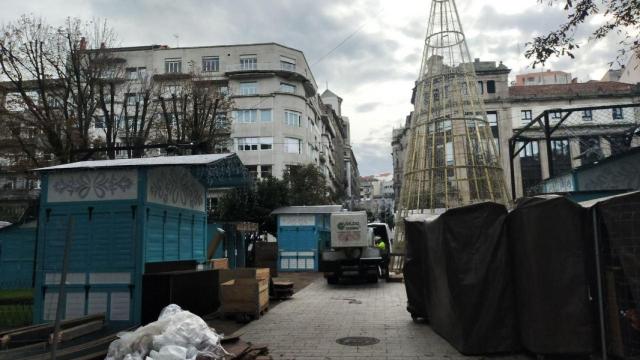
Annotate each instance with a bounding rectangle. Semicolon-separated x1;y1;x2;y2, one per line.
396;0;509;242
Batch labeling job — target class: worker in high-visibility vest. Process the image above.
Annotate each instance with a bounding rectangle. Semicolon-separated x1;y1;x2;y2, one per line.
374;236;388;279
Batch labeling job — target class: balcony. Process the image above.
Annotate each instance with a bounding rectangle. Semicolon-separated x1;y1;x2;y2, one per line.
225;62;316;97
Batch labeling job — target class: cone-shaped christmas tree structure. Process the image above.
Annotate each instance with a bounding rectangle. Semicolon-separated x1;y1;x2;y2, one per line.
395;0;509;242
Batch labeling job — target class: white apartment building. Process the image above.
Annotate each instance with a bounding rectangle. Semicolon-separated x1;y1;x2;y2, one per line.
515;70;573;86
0;43;360;201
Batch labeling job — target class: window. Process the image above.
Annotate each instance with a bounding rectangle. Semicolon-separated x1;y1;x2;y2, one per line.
217;86;229;96
236;137;272;151
126;67;146;80
246;165;258;179
236;109;257;123
285;137;301;153
165;58;182;73
166;113;181;127
461;82;468;96
167;85;181;96
284;110;301;127
486;80;496;94
239;55;257;70
95;116;105;129
477;81;484;94
551;139;571;175
260;137;273;150
126;68;137;80
260;109;272;122
100;67;116;79
237;137;259;151
486;111;499;153
521;110;532;123
239;82;257;96
582;109;593;121
612;107;624;120
126;94;136;106
126;93;143;106
551;111;562;119
260;165;272;178
579;136;602;165
202;56;219;72
280;82;296;93
207;197;219;212
445;142;454;165
280;56;296;71
518;141;542;194
608;135;630;155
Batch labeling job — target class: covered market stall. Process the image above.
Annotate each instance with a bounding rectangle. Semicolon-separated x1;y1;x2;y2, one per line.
32;154;250;327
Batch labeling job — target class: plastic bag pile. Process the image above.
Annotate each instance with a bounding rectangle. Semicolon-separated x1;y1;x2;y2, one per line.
105;304;228;360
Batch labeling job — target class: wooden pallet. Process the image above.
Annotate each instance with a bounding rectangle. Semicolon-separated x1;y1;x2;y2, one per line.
271;281;294;299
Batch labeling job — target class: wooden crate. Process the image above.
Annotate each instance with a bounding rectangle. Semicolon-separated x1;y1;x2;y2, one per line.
219;268;270;285
209;258;229;270
221;279;269;319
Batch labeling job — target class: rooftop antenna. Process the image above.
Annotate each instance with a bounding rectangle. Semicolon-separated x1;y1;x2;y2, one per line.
394;0;509;245
173;34;180;48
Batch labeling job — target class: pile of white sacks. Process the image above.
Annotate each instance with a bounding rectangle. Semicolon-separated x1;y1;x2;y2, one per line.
105;304;227;360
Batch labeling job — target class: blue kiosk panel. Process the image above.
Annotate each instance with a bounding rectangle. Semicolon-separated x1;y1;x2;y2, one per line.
34;154;250;327
275;209;338;272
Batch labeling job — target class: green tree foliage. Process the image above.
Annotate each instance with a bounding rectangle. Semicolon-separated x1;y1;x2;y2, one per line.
284;164;330;206
214;164;332;232
216;186;256;223
526;0;640;67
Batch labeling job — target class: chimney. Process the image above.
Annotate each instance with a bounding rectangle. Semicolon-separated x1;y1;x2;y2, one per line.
79;37;86;50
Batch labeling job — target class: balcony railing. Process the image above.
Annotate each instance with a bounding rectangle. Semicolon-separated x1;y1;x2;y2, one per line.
225;62;316;86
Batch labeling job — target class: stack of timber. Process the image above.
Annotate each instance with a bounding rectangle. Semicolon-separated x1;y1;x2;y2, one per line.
222;332;272;360
270;281;294;300
220;268;270;320
0;314;116;360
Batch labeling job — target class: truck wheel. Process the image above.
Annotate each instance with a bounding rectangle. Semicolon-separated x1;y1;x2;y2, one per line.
327;276;339;285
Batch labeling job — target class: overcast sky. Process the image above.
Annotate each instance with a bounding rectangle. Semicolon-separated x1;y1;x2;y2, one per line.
0;0;623;176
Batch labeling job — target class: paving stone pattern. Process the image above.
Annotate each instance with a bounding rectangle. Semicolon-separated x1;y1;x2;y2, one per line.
241;277;531;360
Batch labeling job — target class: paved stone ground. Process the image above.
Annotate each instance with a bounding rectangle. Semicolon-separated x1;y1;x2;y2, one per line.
240;277;531;360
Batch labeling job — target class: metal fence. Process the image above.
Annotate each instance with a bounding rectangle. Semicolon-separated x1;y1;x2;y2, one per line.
596;195;640;359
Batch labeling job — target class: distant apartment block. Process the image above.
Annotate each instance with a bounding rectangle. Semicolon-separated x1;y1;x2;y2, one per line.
0;43;361;207
515;69;572;86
